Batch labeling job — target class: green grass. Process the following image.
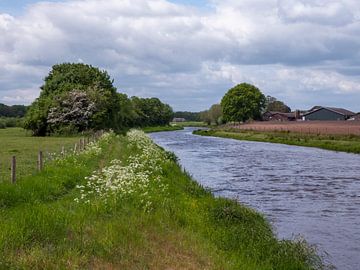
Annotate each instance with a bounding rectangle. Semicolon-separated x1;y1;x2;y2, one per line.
0;131;324;269
171;121;210;127
142;125;184;133
194;128;360;154
0;128;81;183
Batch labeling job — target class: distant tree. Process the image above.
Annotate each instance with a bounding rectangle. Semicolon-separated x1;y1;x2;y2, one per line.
265;96;291;113
221;83;266;123
199;110;211;125
0;104;27;117
24;63;120;135
131;97;173;127
173;111;201;121
208;104;223;125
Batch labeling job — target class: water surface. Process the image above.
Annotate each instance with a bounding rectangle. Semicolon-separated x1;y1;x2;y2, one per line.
150;127;360;270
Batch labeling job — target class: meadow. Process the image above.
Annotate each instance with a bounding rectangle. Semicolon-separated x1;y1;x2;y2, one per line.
0;128;80;183
0;130;323;269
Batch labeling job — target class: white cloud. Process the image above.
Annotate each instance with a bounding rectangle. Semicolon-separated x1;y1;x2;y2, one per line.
0;0;360;111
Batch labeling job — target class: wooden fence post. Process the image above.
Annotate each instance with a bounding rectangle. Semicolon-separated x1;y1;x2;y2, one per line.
11;156;16;184
38;151;43;171
61;146;65;156
74;143;78;153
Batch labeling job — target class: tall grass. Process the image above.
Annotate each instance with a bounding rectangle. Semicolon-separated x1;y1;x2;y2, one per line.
0;131;325;269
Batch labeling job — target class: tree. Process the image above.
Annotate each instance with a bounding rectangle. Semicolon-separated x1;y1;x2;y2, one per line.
173;111;201;121
47;90;96;133
130;97;173;127
221;83;266;123
265;96;291;113
24;63;120;135
208;104;223;125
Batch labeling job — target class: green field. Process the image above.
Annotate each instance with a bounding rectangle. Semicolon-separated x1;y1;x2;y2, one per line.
0;130;323;269
194;129;360;154
0;128;81;183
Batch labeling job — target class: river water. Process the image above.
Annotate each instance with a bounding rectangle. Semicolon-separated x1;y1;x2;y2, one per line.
150;127;360;270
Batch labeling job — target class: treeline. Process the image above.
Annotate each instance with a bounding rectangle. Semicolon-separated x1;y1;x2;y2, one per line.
24;63;173;136
0;104;27;118
173;111;201;122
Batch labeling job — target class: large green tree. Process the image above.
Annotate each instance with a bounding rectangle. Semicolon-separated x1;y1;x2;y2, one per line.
265;96;291;113
24;63;120;135
221;83;266;123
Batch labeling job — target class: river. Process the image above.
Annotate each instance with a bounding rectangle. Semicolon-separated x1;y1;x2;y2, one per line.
150;127;360;270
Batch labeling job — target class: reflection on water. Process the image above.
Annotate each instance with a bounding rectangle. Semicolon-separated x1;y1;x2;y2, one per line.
150;127;360;270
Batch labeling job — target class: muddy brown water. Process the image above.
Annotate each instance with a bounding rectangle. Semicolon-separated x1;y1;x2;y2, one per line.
150;127;360;270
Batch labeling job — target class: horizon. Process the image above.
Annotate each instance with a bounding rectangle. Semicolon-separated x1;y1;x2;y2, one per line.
1;0;360;112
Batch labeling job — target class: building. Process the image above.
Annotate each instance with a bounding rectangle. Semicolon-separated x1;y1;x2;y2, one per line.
262;111;296;121
172;117;186;122
349;113;360;121
303;106;355;121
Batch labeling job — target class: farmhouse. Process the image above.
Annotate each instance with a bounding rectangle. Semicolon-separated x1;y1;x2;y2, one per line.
303;106;355;121
262;111;296;121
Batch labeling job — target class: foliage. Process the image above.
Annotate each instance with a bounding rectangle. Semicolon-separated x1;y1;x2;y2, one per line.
130;97;173;127
24;63;174;135
24;63;120;135
200;104;223;125
47;90;96;134
221;83;266;123
0;117;24;129
265;96;291;113
173;111;201;121
0;104;27;118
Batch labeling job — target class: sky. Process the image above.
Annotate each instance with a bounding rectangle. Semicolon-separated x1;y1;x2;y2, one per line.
0;0;360;112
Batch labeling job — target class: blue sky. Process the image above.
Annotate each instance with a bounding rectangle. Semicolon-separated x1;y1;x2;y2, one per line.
1;0;360;112
0;0;61;14
0;0;209;14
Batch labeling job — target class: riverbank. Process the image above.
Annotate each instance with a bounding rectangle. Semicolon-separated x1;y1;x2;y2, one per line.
194;128;360;154
171;121;210;127
0;130;322;269
142;125;184;133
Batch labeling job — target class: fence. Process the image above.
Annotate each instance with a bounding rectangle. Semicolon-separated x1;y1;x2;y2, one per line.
6;131;104;184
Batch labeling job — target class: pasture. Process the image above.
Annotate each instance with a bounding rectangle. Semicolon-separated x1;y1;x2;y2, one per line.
0;128;80;183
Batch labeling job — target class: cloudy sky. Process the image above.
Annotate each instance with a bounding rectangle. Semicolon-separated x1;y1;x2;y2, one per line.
1;0;360;112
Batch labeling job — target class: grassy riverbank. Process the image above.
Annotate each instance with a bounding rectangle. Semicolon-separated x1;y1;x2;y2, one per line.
0;131;323;269
194;128;360;154
142;125;183;133
171;121;209;127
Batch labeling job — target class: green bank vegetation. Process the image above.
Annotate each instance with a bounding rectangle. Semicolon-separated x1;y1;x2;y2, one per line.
0;128;80;182
171;121;209;127
194;128;360;154
0;131;323;269
143;125;184;133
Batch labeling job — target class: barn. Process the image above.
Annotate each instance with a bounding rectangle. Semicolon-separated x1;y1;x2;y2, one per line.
349;113;360;121
262;111;296;121
303;107;355;121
